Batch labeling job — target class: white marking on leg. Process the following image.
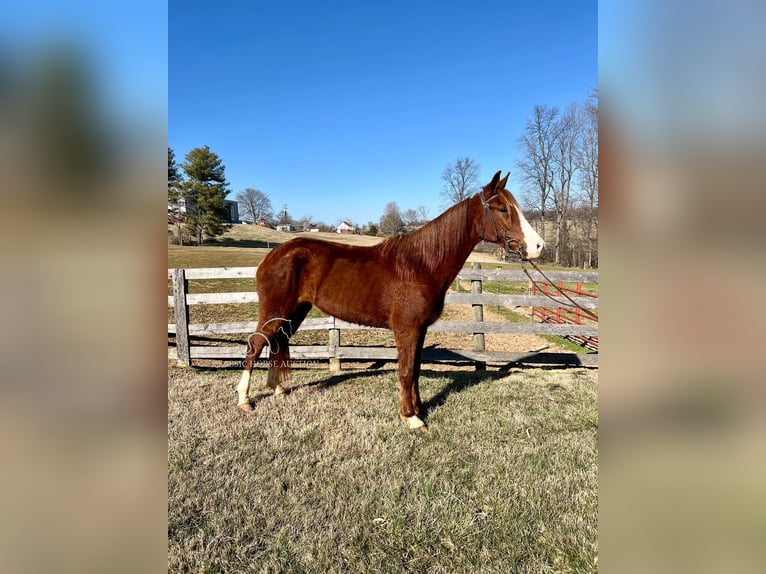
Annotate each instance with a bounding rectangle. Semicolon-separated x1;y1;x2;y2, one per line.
401;415;428;431
237;370;251;407
513;205;544;258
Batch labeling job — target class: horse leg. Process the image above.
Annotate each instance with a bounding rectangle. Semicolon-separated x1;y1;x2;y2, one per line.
395;327;428;431
237;330;270;411
264;302;312;396
237;299;312;410
411;328;427;417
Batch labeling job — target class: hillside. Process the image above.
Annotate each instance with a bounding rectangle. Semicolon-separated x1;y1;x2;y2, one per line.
170;223;525;266
209;223;384;248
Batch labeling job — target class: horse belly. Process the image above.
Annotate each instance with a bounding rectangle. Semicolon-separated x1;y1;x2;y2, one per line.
311;263;392;328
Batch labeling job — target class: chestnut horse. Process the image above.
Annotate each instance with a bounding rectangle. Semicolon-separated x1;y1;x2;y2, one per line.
236;171;544;430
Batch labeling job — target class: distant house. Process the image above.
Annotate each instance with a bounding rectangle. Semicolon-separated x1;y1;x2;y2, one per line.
336;221;356;234
276;224;294;232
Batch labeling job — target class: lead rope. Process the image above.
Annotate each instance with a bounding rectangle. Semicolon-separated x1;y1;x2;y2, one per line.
521;258;599;322
478;192;596;320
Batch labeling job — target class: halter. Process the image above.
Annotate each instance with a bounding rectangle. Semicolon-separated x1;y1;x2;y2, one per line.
478;192;526;259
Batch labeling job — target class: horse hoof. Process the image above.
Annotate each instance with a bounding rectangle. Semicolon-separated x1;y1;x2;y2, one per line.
273;384;288;396
237;402;253;412
402;415;428;432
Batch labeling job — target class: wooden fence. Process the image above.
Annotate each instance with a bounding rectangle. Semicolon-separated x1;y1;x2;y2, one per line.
531;281;599;351
168;265;598;368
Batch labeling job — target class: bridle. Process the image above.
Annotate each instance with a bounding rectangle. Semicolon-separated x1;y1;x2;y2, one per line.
477;191;599;322
478;192;525;259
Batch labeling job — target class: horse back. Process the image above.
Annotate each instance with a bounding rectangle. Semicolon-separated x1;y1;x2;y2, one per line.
257;237;435;329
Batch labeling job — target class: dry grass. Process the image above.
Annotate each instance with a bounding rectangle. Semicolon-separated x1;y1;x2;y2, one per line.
168;229;381;270
168;365;597;573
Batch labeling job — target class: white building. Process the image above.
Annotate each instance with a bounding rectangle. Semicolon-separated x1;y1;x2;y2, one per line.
336;221;356;234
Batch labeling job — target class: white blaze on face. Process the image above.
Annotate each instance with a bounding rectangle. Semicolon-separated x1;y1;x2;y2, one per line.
512;205;545;259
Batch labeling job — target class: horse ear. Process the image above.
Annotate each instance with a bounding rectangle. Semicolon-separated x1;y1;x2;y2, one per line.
498;172;510;189
484;170;502;192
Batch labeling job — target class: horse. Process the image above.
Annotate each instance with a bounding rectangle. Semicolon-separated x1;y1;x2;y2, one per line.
236;171;544;430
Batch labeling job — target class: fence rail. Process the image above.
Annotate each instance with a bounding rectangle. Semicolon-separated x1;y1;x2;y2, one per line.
168;266;598;369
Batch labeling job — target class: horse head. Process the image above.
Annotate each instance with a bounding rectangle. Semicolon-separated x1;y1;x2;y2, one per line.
478;170;545;260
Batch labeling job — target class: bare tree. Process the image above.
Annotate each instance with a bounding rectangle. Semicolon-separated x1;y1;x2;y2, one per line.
576;90;598;268
516;105;559;242
440;157;480;206
401;208;419;229
295;215;313;232
236;188;273;224
517;97;598;267
416;205;429;224
550;103;581;265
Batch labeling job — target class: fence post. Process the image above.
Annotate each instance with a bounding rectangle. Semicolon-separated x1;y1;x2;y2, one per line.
471;262;486;370
329;318;341;373
172;268;191;367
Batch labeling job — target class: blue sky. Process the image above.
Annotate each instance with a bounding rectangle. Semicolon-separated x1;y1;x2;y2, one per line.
170;0;596;225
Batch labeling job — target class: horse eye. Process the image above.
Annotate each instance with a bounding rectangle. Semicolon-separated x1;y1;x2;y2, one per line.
498;207;508;214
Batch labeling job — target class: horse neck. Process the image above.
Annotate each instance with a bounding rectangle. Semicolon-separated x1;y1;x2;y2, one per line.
394;195;482;288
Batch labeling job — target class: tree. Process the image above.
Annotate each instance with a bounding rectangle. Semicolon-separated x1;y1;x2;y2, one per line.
365;222;379;236
401;208;419;229
576;90;599;268
181;145;229;245
168;147;185;245
440;157;480;206
517;97;598;267
236;188;273;224
416;205;430;224
168;147;181;199
296;215;314;232
550;103;581;265
516;105;559;242
379;202;405;236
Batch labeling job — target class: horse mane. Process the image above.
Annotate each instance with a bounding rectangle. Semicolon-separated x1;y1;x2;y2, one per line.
375;197;474;283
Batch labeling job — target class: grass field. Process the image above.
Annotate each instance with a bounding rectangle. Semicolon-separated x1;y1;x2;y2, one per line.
168;365;598;573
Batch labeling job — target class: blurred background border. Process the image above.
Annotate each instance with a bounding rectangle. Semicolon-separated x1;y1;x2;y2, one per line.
1;1;764;572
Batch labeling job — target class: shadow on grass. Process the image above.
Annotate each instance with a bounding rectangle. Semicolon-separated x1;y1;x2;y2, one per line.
192;359;582;420
205;238;284;248
294;365;512;424
420;369;509;418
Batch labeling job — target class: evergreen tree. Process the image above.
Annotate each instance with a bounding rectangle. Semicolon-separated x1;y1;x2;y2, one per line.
168;147;181;202
168;147;185;245
365;222;379;236
181;146;229;245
